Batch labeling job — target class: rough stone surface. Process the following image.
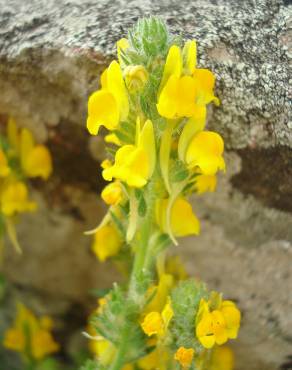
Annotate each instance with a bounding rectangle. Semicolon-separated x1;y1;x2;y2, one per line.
0;1;291;369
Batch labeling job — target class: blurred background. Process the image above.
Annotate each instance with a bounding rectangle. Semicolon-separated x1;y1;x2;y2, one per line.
0;0;291;369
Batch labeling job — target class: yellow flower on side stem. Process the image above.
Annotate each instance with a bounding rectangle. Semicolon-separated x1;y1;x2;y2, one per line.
195;298;241;349
124;65;148;92
0;150;10;177
91;224;122;262
3;303;59;360
174;346;195;369
156;197;200;237
87;61;129;135
103;119;156;188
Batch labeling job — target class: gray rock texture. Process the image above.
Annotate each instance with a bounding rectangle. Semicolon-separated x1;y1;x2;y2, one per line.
0;0;291;369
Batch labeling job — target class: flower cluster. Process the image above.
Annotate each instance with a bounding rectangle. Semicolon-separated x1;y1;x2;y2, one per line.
84;17;240;370
0;118;52;252
3;303;59;362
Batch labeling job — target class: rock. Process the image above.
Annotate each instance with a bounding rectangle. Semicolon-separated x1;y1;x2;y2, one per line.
0;0;291;369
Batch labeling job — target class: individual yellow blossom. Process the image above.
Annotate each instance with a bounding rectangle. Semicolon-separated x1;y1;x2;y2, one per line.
156;197;200;237
124;65;148;92
157;41;218;119
194;173;217;194
174;347;195;368
103;119;156;188
91;224;122;262
20;128;52;180
6;118;52;180
101;181;123;205
185;131;225;176
196;298;241;349
165;255;188;281
0;150;10;177
141;298;173;337
141;311;164;336
0;181;37;216
87;61;129;135
3;303;59;360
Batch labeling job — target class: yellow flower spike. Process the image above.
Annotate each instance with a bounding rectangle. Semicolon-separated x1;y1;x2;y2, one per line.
141;311;164;336
159;45;182;94
20;129;52;180
124;65;148;92
87;61;129;135
183;40;197;75
174;347;195;368
91;224;122;262
0;181;37;216
117;38;130;66
185;131;225;176
194;174;217;194
157;75;197;119
192;69;220;106
156;197;200;238
0;150;10;177
105;133;122;146
177;105;206;161
101;181;123;205
103;119;155;188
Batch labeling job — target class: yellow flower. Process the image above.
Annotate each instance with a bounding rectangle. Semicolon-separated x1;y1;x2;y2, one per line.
124;65;148;92
157;41;218;119
196;298;241;349
87;61;129;135
141;298;174;337
20;128;52;180
174;347;195;368
6;118;52;180
91;224;122;262
103;119;156;188
0;181;37;216
105;133;122;146
194;173;217;194
157;74;197;119
101;181;123;205
3;303;59;360
0;150;10;177
185;131;225;176
101;159;113;169
156;197;200;237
